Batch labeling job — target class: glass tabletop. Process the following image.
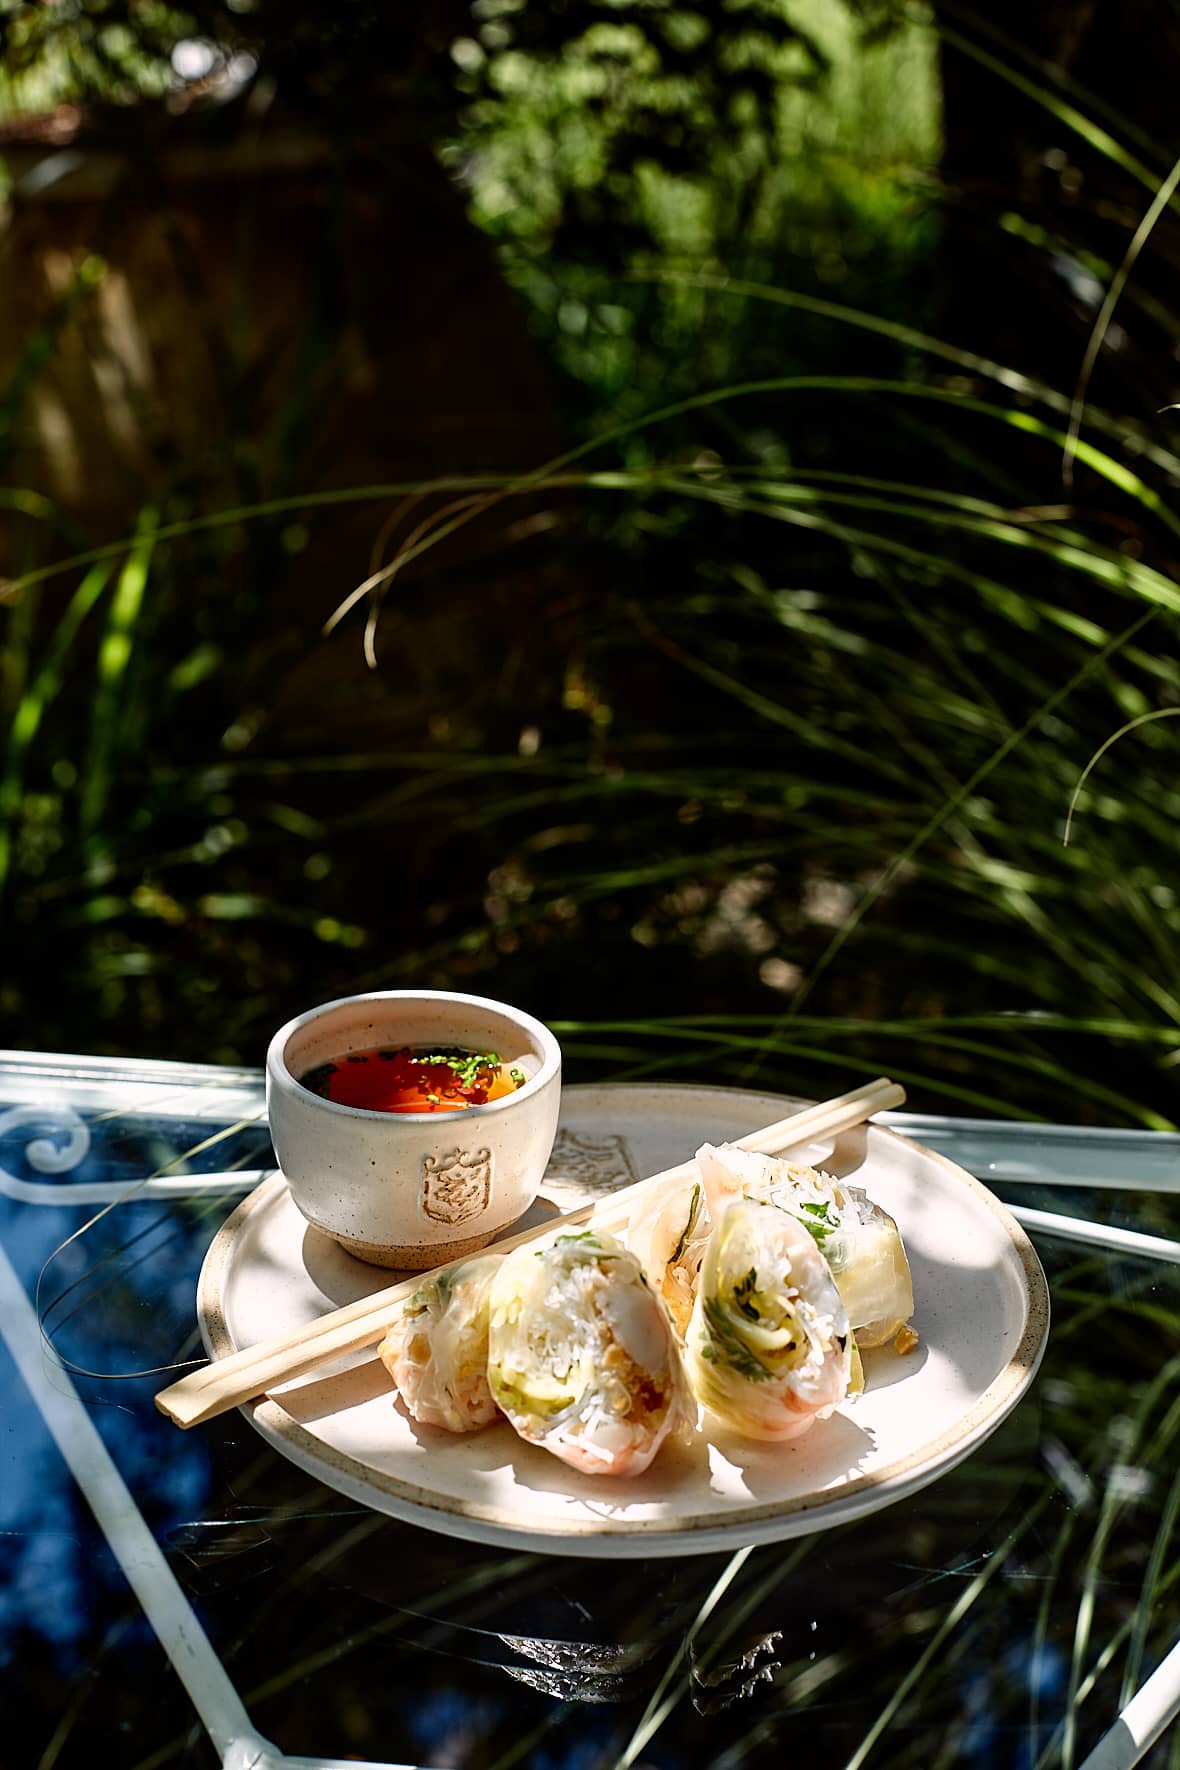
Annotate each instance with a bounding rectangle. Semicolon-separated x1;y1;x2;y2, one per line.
2;1048;1178;1770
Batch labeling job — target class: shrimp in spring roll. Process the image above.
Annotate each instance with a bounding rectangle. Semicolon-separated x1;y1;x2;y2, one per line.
378;1255;501;1433
695;1144;915;1350
623;1173;711;1340
487;1229;689;1477
686;1198;851;1441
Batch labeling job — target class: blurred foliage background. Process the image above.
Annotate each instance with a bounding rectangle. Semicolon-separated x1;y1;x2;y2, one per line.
4;0;1180;1125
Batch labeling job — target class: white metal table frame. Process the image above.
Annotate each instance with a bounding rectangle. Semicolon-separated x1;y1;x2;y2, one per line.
0;1049;1176;1770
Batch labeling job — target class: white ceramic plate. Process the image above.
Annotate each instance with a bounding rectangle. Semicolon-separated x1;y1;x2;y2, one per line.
198;1084;1049;1558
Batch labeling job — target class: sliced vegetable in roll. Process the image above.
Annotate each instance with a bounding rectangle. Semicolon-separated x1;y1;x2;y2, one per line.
695;1144;915;1350
811;1188;913;1349
377;1254;501;1433
487;1229;689;1477
686;1198;852;1441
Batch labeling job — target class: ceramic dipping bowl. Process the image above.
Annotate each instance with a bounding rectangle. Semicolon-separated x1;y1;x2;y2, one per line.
266;989;562;1268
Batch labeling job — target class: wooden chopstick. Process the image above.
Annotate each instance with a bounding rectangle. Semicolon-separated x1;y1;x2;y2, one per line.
155;1075;905;1428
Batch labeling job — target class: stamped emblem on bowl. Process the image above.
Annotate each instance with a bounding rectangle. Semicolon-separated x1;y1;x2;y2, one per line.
421;1147;493;1224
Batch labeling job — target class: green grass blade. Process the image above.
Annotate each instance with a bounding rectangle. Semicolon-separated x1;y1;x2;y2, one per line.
79;516;156;840
0;557;114;892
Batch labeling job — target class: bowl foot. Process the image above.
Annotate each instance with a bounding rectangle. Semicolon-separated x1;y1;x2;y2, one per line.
331;1226;499;1270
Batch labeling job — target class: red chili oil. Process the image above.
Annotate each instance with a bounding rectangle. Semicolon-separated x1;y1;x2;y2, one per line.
299;1046;526;1113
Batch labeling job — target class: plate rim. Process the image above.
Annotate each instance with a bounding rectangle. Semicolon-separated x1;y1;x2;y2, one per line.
198;1082;1050;1554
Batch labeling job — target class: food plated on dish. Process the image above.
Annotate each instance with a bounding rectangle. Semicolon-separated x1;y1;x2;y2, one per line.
378;1140;917;1474
191;1082;1048;1556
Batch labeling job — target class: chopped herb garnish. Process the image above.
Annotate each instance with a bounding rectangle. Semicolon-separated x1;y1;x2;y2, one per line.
411;1049;502;1090
298;1044;520;1111
509;1068;526;1087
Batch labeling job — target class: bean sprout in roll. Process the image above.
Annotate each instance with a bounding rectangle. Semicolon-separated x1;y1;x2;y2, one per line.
487;1229;689;1477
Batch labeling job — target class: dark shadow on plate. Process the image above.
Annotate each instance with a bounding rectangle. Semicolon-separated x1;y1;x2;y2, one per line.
392;1406;521;1474
487;1409;875;1517
710;1411;875;1497
299;1223;407;1309
861;1338;928;1391
298;1192;564;1310
905;1243;1022;1391
812;1124;871;1181
494;1418;716;1512
268;1352;396;1422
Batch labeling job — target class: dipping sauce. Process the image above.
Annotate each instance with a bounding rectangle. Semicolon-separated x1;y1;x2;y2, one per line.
299;1046;527;1114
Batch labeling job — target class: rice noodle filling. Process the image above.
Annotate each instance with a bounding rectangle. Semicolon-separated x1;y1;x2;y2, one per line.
487;1230;689;1477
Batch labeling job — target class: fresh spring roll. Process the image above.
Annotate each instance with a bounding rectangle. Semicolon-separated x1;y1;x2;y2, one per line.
623;1173;711;1340
487;1229;689;1477
378;1255;501;1433
686;1198;852;1441
812;1188;913;1348
695;1144;915;1349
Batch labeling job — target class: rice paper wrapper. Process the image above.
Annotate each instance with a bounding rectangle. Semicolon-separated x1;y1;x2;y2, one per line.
378;1254;501;1434
695;1143;914;1346
686;1197;852;1442
487;1229;690;1478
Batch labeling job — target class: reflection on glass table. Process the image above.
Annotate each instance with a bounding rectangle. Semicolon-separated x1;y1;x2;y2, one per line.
0;1048;1177;1770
